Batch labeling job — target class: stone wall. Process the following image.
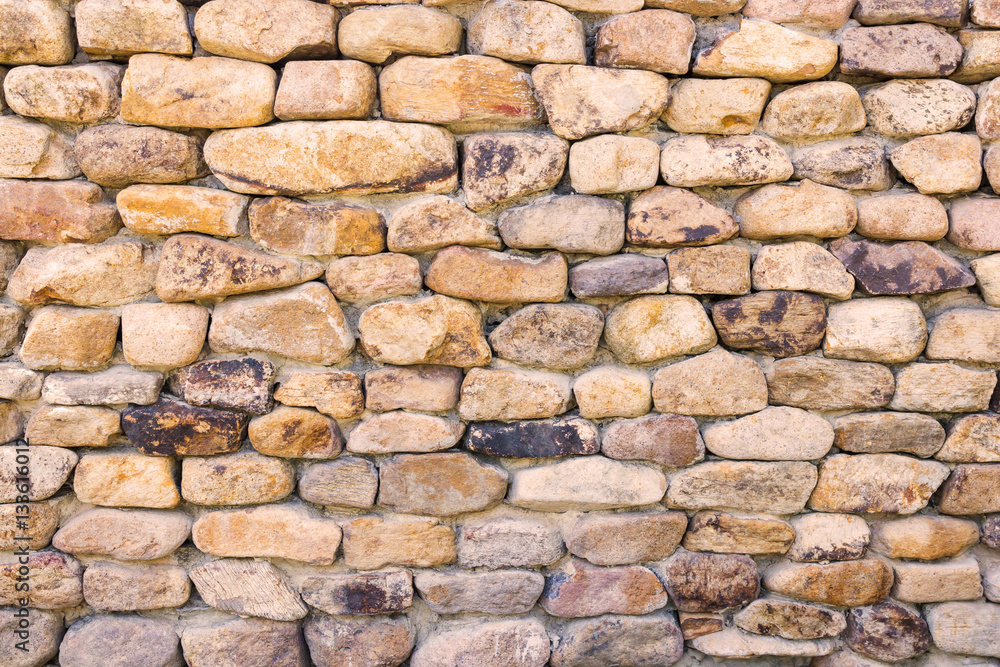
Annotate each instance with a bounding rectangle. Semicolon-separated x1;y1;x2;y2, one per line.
1;0;1000;665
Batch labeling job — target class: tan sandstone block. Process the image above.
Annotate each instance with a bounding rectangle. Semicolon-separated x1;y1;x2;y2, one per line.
766;357;895;411
791;138;893;191
762;82;866;139
0;179;119;244
605;295;717;364
855;192;948;240
343;517;456;569
668;245;750;296
574;366;651;419
509;457;667;512
763;558;893;607
194;0;338;63
663;78;770;135
340;6;462;64
249;196;384;256
787;513;870;562
972;253;1000;306
74;451;180;509
569;135;659;195
462;132;567;210
810;453;949;514
53;508;189;561
0;116;78;180
660;135;793;187
736;179;857;240
742;0;856;27
889;363;997;412
703;406;834;461
953;29;1000;83
76;0;192;57
890;133;982;195
347;411;463;454
865;79;976;137
388;196;500;253
84;561;189;612
365;366;461;413
26;405;119;449
117;184;248;237
648;0;744;15
653;347;767;417
326;253;421;304
468;0;585;65
841;24;962;78
891;557;984;603
0;444;74;502
274;60;376;121
0;0;74;65
824;297;927;363
459;367;572;421
667;460;818;514
927;308;1000;363
627;186;737;247
752;242;854;300
870;515;979;560
3;63;122;123
19;306;118;371
594;10;695;75
249;406;341;459
182;451;294;506
74;124;208;188
426;246;567;303
121;303;208;369
193;504;342;565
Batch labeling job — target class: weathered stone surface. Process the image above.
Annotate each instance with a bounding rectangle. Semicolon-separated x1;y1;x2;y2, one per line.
250;405;341;458
359;295;489;367
891;557;984;603
890;133;982;195
206;120;457;196
388;196;499;253
569;255;670;298
76;0;192;58
663;77;770;135
693;18;837;82
846;600;932;662
52;508;191;560
0;179;117;245
340;6;461;64
568;135;658;197
693;628;831;659
327;254;421;303
466;417;599;458
762;82;866;138
836;413;945;458
117;184;248;237
0;606;60;667
74;451;178;508
459;516;563;569
195;0;337;63
378;452;506;516
298;457;378;508
605;295;716;364
249;197;384;256
889;363;997;412
4;63;121;124
704;406;833;461
594;9;694;74
980;255;1000;309
365;365;461;413
0;116;77;180
938;464;1000;514
275;59;376;121
574;367;651;420
652;348;767;417
532;64;670;140
74;124;207;188
411;619;548;667
661;135;793;187
952;29;1000;83
348;412;463;455
195;505;341;564
736;179;857;240
667;460;818;513
415;570;543;614
975;0;1000;25
984;516;1000;547
568;511;686;565
764;558;894;607
462;132;568;211
752;242;855;300
489;303;602;369
426;246;567;304
459;367;571;421
122;54;275;129
648;0;744;14
381;55;542;131
42;366;164;406
498;195;623;255
0;364;41;401
554;614;683;666
542;558;667;617
182;617;308;667
508;457;666;511
948;198;1000;252
667;245;750;295
182;451;294;506
925;602;1000;657
864;79;976;136
469;0;585;65
275;371;364;418
927;308;1000;363
683;511;795;555
209;283;355;365
791;138;893;191
711;291;826;357
305;616;414;667
0;501;58;550
83;561;189;611
0;0;74;65
602;414;704;468
977;77;1000;141
742;0;855;27
170;357;274;414
0;405;21;447
342;517;456;569
302;570;412;615
736;599;847;639
840;24;963;77
829;238;975;295
788;513;870;562
19;306;118;371
810;453;949;514
122;400;247;457
657;551;759;612
853;0;968;26
8;243;157;308
58;616;182;667
870;515;979;560
939;414;1000;462
627;186;738;247
190;558;307;621
824;297;927;363
121;302;209;370
0;551;81;609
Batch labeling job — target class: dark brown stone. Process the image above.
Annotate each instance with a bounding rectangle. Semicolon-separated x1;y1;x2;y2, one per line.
602;414;703;467
248;196;385;256
568;254;670;298
846;600;932;662
626;186;738;247
840;24;963;77
711;290;826;357
541;558;668;618
122;399;248;456
74;124;208;188
679;613;724;640
657;551;760;612
938;464;1000;514
304;616;414;667
829;238;975;295
465;418;599;458
170;357;275;414
301;570;413;615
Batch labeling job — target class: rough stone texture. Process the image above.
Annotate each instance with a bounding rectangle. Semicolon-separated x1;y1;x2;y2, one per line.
667;460;818;513
865;79;975;136
42;366;164;406
595;10;694;74
498;195;624;255
602;414;704;467
766;357;895;411
891;557;984;603
76;0;192;58
83;561;190;611
415;570;543;614
889;363;997;412
122;399;247;456
364;365;461;413
667;245;750;295
0;0;74;65
657;551;759;612
349;411;464;454
181;451;294;506
411;619;549;667
19;306;118;371
462;132;568;211
787;513;870;562
4;63;121;124
426;246;567;304
117;184;248;237
250;196;384;256
711;290;827;357
834;412;945;457
0;179;116;244
763;558;894;607
840;24;963;77
58;616;182;667
305;616;414;667
340;6;461;64
193;504;341;564
791;138;893;191
298;457;378;508
927;308;1000;363
871;515;979;560
74;124;208;189
301;570;412;615
824;297;927;363
0;551;82;609
469;0;585;65
378;452;507;516
627;186;738;247
683;511;794;555
661;135;793;187
509;457;666;511
181;618;308;667
274;60;376;121
664;77;770;135
52;508;191;560
703;406;834;461
388;196;500;253
761;82;866;138
569;135;659;195
0;116;78;180
466;417;599;458
741;0;855;27
567;511;686;565
194;0;338;63
550;614;684;667
458;517;564;569
810;453;950;514
925;602;1000;657
653;348;766;417
736;599;847;639
458;367;572;421
342;517;456;569
489;303;603;369
830;238;975;295
605;294;716;364
274;371;364;418
890;133;983;195
752;242;854;299
938;464;1000;515
857;193;949;242
541;558;668;617
736;179;857;240
73;451;178;508
845;600;932;662
189;558;307;621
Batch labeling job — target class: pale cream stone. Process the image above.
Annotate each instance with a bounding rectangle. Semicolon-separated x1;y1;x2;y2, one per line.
508;457;667;511
0;0;74;65
573;366;651;419
787;513;871;562
121;303;209;369
688;627;837;659
809;453;951;514
761;82;866;138
604;295;717;364
824;297;927;363
339;6;462;64
865;79;976;137
742;0;856;28
468;0;585;65
458;367;572;421
497;194;624;255
925;602;1000;658
660;135;793;187
927;308;1000;363
703;406;834;461
667;245;750;296
0;115;78;180
190;559;306;621
25;405;121;448
346;411;465;454
325;253;422;304
652;347;768;417
387;196;501;253
569;135;659;195
274;60;376;121
735;179;857;240
953;29;1000;84
52;507;191;560
182;451;295;506
667;460;819;514
2;63;123;123
752;242;855;300
41;366;164;406
76;0;192;58
663;78;770;135
891;557;984;603
889;363;997;412
0;445;75;502
889;133;982;195
855;192;949;241
19;306;119;371
74;451;180;509
972;253;1000;307
83;561;190;611
117;184;248;237
594;9;695;75
194;0;338;63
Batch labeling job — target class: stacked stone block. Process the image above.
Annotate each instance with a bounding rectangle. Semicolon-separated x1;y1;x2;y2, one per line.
1;0;1000;664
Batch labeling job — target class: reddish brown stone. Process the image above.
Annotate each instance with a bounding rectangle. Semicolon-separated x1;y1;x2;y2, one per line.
122;399;248;456
711;291;827;357
829;238;975;295
541;558;668;618
656;551;760;612
763;559;894;607
0;179;120;243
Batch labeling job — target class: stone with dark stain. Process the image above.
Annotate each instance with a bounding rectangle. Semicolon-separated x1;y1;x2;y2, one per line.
845;600;932;662
655;551;759;613
300;569;413;616
462;132;568;211
541;558;668;618
735;599;847;640
122;398;248;456
711;290;826;357
830;237;975;295
984;515;1000;548
170;357;275;414
679;613;724;640
465;417;599;458
840;24;963;78
853;0;968;27
626;186;738;247
550;613;684;667
791;137;893;191
682;510;795;555
937;464;1000;515
568;254;670;298
763;558;894;607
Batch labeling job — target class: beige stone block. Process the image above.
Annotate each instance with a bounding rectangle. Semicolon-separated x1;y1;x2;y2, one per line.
865;79;975;137
468;0;585;65
927;308;1000;363
742;0;856;28
121;302;209;369
736;179;857;240
787;513;870;562
972;253;1000;306
274;370;363;419
761;82;866;138
573;366;651;419
74;124;208;188
752;242;854;300
889;363;997;412
387;196;501;253
459;367;571;421
326;253;421;304
605;294;716;364
683;511;794;555
661;135;793;187
810;453;950;514
668;245;750;296
76;0;192;57
0;0;74;65
834;411;945;458
339;6;461;64
870;515;979;560
342;517;456;569
462;132;567;211
193;504;342;564
594;10;695;75
762;558;893;607
648;0;744;15
653;347;767;417
841;24;962;78
26;405;120;448
489;303;602;370
508;457;666;511
734;599;846;640
703;406;834;461
892;557;984;603
0;179;118;245
926;602;1000;658
0;116;78;180
890;133;982;195
274;60;376;121
0;444;75;502
3;63;122;123
425;246;567;303
249;196;385;255
824;297;927;363
365;365;461;413
74;451;180;509
190;559;306;621
83;561;189;611
182;451;294;506
948;198;1000;252
627;186;737;247
667;460;818;514
347;411;464;454
855;192;948;240
569;135;659;195
20;306;118;371
117;184;248;237
953;29;1000;83
498;194;624;255
249;406;342;459
663;77;770;135
195;0;338;63
792;137;893;191
765;357;895;411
